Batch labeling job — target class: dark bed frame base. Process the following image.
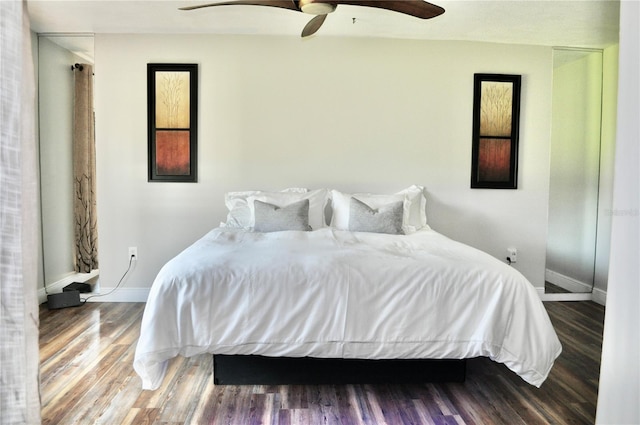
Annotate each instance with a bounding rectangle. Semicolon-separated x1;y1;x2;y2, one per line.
213;355;466;385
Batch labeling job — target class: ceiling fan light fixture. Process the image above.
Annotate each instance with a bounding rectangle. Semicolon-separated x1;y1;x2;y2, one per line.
299;1;336;15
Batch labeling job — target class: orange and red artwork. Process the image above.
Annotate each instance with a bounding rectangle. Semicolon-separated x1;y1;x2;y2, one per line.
155;130;190;176
471;74;521;189
148;64;198;182
478;138;511;182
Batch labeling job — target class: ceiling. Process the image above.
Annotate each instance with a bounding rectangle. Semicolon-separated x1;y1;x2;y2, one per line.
28;0;620;49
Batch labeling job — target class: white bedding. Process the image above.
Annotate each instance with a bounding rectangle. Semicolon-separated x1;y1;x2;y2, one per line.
134;227;561;390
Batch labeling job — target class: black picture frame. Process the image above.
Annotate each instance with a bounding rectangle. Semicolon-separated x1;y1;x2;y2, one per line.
471;73;521;189
147;63;198;182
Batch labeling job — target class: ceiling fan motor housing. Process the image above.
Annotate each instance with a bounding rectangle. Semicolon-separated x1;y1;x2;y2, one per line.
299;0;337;15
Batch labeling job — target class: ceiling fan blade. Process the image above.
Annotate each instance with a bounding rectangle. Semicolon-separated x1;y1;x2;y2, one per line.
332;0;444;19
179;0;299;12
301;14;327;37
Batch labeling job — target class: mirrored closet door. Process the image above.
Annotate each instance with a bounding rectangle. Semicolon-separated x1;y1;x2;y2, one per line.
545;48;603;296
38;34;96;288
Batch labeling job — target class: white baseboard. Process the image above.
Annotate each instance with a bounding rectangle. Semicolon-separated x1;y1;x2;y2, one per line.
542;269;607;306
38;270;150;304
83;287;150;303
545;269;593;293
592;287;607;305
38;270;99;304
40;270;605;306
539;292;594;302
61;285;603;305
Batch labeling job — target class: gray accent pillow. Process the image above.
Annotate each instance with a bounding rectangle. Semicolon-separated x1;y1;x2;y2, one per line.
253;199;311;232
348;197;404;235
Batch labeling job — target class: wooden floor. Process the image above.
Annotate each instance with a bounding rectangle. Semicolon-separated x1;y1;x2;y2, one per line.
39;300;605;424
545;282;570;294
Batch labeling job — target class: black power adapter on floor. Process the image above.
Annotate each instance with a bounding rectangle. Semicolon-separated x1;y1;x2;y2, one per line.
63;282;92;293
47;290;81;309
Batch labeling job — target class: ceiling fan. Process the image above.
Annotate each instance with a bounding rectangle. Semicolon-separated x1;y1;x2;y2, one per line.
179;0;445;37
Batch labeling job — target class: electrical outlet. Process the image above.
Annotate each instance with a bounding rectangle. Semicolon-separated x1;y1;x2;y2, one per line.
128;247;138;261
507;247;517;263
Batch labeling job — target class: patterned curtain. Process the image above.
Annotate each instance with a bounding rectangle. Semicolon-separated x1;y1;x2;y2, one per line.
72;64;98;273
0;0;41;423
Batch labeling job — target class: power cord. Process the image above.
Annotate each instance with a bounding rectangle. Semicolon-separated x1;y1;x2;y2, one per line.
81;254;135;304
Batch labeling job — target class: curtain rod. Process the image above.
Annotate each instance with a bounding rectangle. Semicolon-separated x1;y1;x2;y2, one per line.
71;63;84;71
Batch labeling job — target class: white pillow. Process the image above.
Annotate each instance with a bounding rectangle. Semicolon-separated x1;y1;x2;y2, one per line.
330;185;427;234
397;184;428;232
222;187;307;229
248;188;329;231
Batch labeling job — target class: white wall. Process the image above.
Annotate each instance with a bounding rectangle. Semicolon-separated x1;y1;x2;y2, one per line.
94;35;552;298
596;1;639;422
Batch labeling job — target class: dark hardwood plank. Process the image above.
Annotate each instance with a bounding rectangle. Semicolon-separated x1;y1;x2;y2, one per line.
40;300;604;424
545;282;570;294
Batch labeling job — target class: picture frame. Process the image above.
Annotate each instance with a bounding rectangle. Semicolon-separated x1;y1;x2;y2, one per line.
147;63;198;182
470;73;521;189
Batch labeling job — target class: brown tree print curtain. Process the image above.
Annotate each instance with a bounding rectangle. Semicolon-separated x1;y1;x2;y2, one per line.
73;64;98;272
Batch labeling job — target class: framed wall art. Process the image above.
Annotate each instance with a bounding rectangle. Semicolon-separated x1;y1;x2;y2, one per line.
147;63;198;182
470;73;521;189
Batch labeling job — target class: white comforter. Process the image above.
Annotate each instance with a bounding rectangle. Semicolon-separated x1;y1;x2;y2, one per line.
134;227;561;390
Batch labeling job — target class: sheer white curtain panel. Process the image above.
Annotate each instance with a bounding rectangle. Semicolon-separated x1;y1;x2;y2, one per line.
0;0;41;423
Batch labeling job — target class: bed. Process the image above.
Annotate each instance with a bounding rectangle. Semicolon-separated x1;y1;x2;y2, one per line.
133;187;562;390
